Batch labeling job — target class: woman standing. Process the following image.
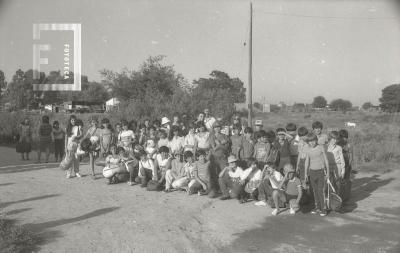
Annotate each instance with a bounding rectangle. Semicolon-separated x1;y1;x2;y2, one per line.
17;118;32;160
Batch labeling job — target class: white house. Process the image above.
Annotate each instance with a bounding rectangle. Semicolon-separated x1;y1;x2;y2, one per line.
106;97;120;111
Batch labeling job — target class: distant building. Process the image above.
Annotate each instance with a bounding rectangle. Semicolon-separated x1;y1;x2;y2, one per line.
262;104;270;113
106;97;120;111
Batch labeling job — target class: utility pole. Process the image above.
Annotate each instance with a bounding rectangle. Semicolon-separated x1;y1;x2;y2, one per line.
247;2;253;127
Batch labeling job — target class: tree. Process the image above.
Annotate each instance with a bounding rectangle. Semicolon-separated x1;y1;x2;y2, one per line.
4;69;35;110
379;84;400;112
101;55;190;119
0;70;6;96
312;96;327;108
191;70;246;118
253;102;262;111
362;102;373;110
330;99;352;112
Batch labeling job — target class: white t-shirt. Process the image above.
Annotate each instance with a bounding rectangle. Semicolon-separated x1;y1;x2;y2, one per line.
269;171;283;189
204;117;216;130
119;130;135;142
228;166;244;179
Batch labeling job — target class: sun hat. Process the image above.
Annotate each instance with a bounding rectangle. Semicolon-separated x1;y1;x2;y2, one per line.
161;117;171;125
227;155;238;163
255;120;263;126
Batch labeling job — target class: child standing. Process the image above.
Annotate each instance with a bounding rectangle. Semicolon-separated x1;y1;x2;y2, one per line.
118;120;135;152
240;127;255;165
312;121;328;148
285;123;299;168
327;131;346;189
62;135;81;178
100;118;114;158
157;130;169;149
296;127;309;184
17;118;32;160
274;128;291;172
183;123;197;154
253;130;271;167
195;122;211;153
168;126;184;154
305;133;330;217
230;124;243;159
52;121;65;162
338;129;353;180
37;115;53;163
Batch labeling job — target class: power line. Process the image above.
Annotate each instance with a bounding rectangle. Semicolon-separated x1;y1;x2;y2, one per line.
255;10;398;20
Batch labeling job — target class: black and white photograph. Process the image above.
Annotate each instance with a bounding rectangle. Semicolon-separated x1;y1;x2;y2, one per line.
0;0;399;252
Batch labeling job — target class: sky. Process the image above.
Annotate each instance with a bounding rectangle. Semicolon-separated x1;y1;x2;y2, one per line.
0;0;399;106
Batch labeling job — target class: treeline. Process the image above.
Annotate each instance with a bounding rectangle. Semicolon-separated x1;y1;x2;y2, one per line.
0;56;246;120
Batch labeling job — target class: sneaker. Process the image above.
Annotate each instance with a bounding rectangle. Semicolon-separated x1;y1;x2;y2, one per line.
271;209;279;216
66;172;72;179
219;195;230;200
289;208;296;215
320;210;328;217
254;201;267;206
127;181;136;186
311;208;321;214
76;173;82;178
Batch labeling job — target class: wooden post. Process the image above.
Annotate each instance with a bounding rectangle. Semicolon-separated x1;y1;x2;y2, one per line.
247;2;253;127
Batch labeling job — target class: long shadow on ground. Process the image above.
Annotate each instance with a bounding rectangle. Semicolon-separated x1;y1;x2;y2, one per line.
222;174;398;253
22;207;120;252
0;164;57;174
221;212;400;253
0;194;60;208
342;174;394;212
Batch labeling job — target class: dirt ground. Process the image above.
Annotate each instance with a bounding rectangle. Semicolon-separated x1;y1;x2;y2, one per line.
0;146;399;253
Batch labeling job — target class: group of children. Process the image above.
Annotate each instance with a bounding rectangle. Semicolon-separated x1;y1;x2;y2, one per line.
17;109;354;216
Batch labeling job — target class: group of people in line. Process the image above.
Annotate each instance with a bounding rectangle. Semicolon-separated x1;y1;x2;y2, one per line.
16;108;353;216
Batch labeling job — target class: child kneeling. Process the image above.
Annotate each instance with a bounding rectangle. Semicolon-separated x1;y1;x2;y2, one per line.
273;164;303;215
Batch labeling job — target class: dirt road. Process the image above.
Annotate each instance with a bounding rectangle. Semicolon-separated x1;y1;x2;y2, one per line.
0;146;399;253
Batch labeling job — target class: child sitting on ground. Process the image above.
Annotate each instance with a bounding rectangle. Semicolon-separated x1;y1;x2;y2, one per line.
281;164;303;215
136;149;157;187
241;158;262;202
254;162;282;209
165;151;188;192
182;151;197;195
188;150;211;195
